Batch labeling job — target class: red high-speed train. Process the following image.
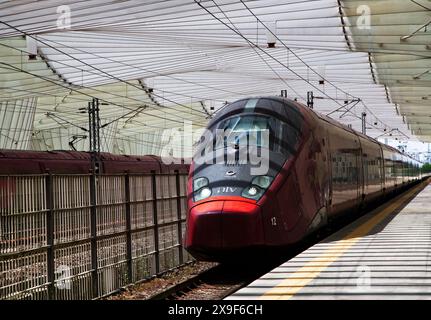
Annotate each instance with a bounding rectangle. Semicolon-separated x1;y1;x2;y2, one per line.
185;96;423;261
0;150;189;208
0;151;189;228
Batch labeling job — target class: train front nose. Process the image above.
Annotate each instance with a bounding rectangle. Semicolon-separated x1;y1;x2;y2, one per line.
185;200;264;260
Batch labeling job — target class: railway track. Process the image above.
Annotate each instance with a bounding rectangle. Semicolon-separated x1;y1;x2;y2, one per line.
147;215;376;300
148;184;423;301
148;263;277;300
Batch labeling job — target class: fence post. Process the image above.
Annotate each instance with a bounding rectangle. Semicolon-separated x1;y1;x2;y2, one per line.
151;171;160;274
90;171;99;298
124;173;133;283
45;172;55;300
175;170;184;265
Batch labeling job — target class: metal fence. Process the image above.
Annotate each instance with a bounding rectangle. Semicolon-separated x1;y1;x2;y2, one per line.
0;171;192;300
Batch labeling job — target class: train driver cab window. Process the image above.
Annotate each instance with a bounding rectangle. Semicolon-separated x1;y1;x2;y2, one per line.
215;115;274;150
214;115;300;156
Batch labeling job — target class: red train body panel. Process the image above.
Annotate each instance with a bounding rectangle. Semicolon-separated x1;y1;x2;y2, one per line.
0;150;189;175
185;97;423;261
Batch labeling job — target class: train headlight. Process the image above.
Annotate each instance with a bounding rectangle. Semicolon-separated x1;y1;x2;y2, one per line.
247;186;258;196
242;185;263;200
193;177;211;202
242;176;273;200
194;187;212;202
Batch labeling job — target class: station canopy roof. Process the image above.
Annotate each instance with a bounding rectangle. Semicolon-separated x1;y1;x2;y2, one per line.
0;0;430;154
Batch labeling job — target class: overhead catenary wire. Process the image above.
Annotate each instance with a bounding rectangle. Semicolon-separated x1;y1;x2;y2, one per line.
195;0;351;109
241;0;424;138
35;36;252;101
0;1;419;143
208;0;306;103
238;0;355;100
0;49;210;127
195;0;401;137
0;21;213;118
0;61;208;127
0;28;408;139
237;0;401;133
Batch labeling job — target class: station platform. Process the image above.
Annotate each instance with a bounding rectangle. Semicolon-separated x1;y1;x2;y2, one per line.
228;179;431;300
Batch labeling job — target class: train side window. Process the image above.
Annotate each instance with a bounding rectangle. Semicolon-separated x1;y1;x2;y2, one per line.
279;122;301;155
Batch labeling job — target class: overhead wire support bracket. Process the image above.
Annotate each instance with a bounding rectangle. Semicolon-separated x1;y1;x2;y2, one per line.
88;98;101;173
69;135;87;151
326;99;361;117
362;112;367;135
401;19;431;41
46;112;88;132
307;91;314;109
375;128;410;140
99;104;149;129
199;101;213;119
413;69;431;80
139;79;164;108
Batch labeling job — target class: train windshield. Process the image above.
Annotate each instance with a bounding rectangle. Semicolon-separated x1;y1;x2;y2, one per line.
217;115;270;149
206;114;299;155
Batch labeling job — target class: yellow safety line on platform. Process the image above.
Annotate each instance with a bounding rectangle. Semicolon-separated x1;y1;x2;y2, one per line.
261;179;430;300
